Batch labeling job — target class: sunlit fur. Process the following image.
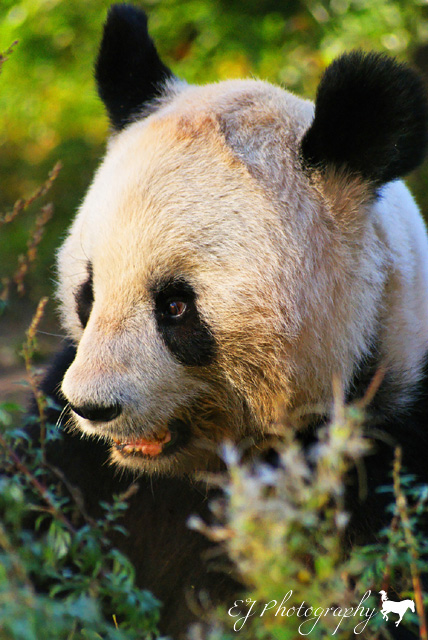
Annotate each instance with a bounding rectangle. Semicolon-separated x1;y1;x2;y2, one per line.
58;78;428;475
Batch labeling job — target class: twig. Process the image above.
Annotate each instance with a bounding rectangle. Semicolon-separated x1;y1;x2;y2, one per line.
0;40;18;75
355;367;386;410
0;163;61;301
46;462;97;528
22;297;49;448
0;162;61;227
393;447;427;640
13;204;54;295
0;432;76;535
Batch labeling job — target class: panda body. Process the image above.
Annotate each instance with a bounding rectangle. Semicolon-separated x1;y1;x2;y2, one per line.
35;4;428;637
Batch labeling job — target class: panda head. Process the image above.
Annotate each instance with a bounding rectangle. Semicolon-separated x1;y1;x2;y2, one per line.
58;4;428;475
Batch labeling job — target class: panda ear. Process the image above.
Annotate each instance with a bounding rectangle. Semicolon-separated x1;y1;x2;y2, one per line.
300;51;428;185
95;4;173;131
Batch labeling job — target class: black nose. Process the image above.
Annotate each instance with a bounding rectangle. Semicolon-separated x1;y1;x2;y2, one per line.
69;402;122;422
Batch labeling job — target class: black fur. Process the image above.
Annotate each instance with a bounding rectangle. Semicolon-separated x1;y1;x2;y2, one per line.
75;262;93;328
95;4;173;130
344;346;428;542
153;279;216;366
301;51;428;185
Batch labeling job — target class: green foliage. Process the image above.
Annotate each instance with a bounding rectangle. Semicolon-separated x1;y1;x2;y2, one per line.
1;0;428;302
0;407;162;640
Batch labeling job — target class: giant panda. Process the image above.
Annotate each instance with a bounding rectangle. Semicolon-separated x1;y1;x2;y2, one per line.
35;3;428;638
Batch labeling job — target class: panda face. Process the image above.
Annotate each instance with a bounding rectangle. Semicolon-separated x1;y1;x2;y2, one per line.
59;97;302;473
57;5;428;475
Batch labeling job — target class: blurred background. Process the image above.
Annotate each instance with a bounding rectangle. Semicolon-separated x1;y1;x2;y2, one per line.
1;0;428;398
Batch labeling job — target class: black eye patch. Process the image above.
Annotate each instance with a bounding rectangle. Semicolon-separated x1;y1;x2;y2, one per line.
75;263;94;329
153;279;216;367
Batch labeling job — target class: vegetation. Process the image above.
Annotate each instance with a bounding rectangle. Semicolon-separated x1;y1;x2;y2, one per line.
0;421;162;640
1;1;428;638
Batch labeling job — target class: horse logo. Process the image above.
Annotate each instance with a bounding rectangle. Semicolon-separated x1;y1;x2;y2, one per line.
379;590;415;627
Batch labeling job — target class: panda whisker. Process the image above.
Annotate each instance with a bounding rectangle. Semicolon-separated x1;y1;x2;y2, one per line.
55;403;70;430
36;330;67;339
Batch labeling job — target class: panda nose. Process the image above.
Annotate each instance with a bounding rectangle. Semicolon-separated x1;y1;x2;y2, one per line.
69;402;122;423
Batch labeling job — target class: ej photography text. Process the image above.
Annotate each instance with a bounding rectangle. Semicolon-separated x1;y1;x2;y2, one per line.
228;589;377;635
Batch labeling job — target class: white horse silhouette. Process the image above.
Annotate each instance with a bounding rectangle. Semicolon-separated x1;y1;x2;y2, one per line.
379;590;415;627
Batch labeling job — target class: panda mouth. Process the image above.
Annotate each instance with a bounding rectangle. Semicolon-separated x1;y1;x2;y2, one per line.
111;418;189;459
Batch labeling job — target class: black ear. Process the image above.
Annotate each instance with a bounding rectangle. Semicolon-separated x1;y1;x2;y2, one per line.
95;4;173;130
300;51;428;185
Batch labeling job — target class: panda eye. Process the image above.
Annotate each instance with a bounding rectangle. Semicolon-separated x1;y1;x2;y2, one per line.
153;280;194;325
153;277;216;366
166;300;187;318
158;296;190;323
